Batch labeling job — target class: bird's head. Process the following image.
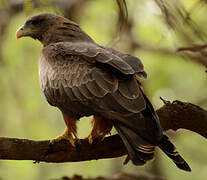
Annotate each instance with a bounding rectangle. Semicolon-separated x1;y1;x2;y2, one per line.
16;14;58;40
16;13;93;46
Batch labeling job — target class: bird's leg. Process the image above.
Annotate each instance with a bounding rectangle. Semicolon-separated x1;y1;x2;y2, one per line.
50;112;78;147
87;116;113;144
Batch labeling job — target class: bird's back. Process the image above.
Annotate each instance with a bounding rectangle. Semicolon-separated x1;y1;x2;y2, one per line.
39;40;190;172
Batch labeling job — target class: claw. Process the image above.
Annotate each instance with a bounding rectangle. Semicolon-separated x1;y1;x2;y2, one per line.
68;135;76;147
87;116;113;144
87;134;93;144
50;128;79;148
100;134;105;141
87;133;105;144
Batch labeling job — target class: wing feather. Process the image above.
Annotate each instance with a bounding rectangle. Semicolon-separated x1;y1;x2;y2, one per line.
101;46;147;78
71;86;86;101
118;77;140;99
55;42;135;75
64;87;76;101
100;94;132;114
78;84;94;99
40;42;147;117
92;69;118;92
112;90;145;113
86;81;107;97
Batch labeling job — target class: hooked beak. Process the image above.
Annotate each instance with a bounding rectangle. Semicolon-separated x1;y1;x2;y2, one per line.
16;25;24;39
16;24;31;39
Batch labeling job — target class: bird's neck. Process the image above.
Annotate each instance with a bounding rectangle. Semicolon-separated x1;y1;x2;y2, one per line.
39;24;94;46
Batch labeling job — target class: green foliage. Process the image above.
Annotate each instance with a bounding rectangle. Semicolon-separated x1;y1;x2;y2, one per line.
0;0;7;8
23;0;34;14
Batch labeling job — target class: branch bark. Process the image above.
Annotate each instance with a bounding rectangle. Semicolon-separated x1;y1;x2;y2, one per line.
58;173;165;180
0;100;206;163
157;100;207;137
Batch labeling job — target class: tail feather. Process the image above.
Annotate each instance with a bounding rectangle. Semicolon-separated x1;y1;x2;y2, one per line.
141;91;191;172
158;135;191;172
113;121;191;172
113;121;155;165
113;89;191;172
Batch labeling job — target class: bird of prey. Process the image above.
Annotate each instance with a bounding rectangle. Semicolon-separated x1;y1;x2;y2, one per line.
16;13;191;171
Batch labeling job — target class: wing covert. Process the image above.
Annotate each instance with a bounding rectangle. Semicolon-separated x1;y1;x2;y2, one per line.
102;46;147;78
50;42;136;75
40;42;146;118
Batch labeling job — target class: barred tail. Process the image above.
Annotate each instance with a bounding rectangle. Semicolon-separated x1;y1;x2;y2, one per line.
113;121;155;166
158;135;191;172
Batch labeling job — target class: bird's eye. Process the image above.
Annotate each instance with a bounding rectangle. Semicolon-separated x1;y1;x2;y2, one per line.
26;19;39;26
30;20;39;25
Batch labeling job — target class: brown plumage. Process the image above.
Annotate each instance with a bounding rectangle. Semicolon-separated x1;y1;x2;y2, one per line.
16;13;191;171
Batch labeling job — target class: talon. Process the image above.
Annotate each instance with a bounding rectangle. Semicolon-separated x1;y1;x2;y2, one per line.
70;137;81;149
87;134;93;144
87;116;112;144
74;140;81;151
96;134;105;142
87;133;100;144
100;135;105;141
87;133;105;144
68;135;76;147
50;128;79;148
73;134;81;149
50;134;68;145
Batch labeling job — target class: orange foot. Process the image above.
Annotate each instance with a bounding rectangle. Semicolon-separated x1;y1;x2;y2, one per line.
87;116;113;144
50;127;79;147
51;112;79;147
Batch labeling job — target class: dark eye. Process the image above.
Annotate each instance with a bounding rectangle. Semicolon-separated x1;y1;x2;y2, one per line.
30;20;39;25
26;19;40;26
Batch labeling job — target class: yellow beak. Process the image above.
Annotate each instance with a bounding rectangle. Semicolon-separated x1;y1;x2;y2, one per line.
16;24;33;39
16;25;25;39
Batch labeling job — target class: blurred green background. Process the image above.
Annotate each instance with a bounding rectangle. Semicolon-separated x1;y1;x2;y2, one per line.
0;0;207;179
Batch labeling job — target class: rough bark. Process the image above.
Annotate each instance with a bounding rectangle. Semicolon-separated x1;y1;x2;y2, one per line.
157;100;207;137
57;173;165;180
0;100;206;163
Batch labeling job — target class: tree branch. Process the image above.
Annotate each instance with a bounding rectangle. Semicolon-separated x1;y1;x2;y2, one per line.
0;100;206;163
0;134;126;163
57;173;165;180
157;100;207;137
